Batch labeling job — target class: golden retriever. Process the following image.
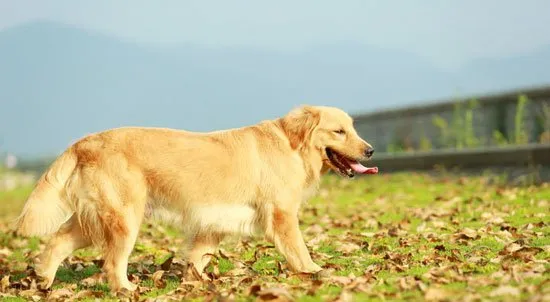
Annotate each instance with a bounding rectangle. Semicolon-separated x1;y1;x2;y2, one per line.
14;105;377;292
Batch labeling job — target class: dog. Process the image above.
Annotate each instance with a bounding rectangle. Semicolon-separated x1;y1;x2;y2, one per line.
14;105;377;292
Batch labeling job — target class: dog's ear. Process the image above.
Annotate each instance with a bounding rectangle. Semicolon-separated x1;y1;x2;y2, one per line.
280;105;321;150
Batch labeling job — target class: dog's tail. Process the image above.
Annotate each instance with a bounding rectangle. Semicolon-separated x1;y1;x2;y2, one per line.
15;149;78;236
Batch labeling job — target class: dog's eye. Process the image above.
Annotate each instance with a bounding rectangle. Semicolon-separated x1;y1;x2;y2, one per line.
334;129;346;135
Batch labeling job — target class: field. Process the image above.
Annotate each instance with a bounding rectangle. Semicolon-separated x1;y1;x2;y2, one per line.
0;171;549;301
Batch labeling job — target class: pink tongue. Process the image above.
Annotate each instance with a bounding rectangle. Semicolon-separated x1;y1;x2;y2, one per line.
348;161;379;174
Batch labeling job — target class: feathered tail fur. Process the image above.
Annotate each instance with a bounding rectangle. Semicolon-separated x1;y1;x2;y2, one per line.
15;149;78;236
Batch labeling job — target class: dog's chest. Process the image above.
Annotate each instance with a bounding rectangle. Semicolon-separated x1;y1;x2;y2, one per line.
302;183;319;203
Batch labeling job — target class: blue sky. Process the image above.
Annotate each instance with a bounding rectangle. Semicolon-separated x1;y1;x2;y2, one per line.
1;0;550;69
1;0;550;156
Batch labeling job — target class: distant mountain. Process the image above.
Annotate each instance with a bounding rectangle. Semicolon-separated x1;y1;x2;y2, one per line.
454;46;550;93
1;21;549;157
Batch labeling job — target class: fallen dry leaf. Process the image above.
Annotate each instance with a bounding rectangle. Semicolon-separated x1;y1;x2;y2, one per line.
47;288;74;301
335;242;361;254
489;285;521;298
424;287;451;301
80;273;105;287
333;290;353;302
0;275;9;293
451;227;480;243
68;290;105;301
151;270;166;289
255;287;294;302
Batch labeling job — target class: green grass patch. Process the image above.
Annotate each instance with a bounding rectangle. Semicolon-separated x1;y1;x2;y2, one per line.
0;171;548;301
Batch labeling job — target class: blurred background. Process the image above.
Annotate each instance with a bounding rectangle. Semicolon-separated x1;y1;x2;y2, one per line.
1;0;550;183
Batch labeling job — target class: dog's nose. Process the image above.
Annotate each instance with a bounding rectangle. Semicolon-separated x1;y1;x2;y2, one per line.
364;147;374;158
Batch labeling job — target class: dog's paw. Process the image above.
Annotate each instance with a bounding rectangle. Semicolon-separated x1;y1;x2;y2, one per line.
297;265;333;280
126;282;138;292
304;263;323;273
36;275;53;291
112;281;138;294
114;285;139;301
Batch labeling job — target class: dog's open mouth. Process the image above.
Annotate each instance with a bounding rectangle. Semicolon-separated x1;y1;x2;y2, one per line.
326;148;378;178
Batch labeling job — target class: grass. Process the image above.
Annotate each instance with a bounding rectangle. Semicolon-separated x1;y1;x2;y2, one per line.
0;172;548;301
0;186;33;219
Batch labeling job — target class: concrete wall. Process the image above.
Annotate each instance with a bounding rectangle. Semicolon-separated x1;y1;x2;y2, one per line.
353;85;550;153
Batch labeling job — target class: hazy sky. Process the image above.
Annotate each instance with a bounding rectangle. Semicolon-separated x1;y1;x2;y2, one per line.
1;0;549;69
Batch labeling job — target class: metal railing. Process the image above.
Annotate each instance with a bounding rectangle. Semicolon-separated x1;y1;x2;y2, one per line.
352;84;550;153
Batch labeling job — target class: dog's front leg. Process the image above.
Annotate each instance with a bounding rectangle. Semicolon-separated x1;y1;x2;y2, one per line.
265;207;322;273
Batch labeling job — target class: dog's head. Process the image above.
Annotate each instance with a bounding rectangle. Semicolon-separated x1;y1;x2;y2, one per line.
280;105;378;178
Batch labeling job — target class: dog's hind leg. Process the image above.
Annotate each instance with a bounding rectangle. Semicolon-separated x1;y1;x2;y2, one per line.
101;202;146;292
35;215;92;289
78;168;148;292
